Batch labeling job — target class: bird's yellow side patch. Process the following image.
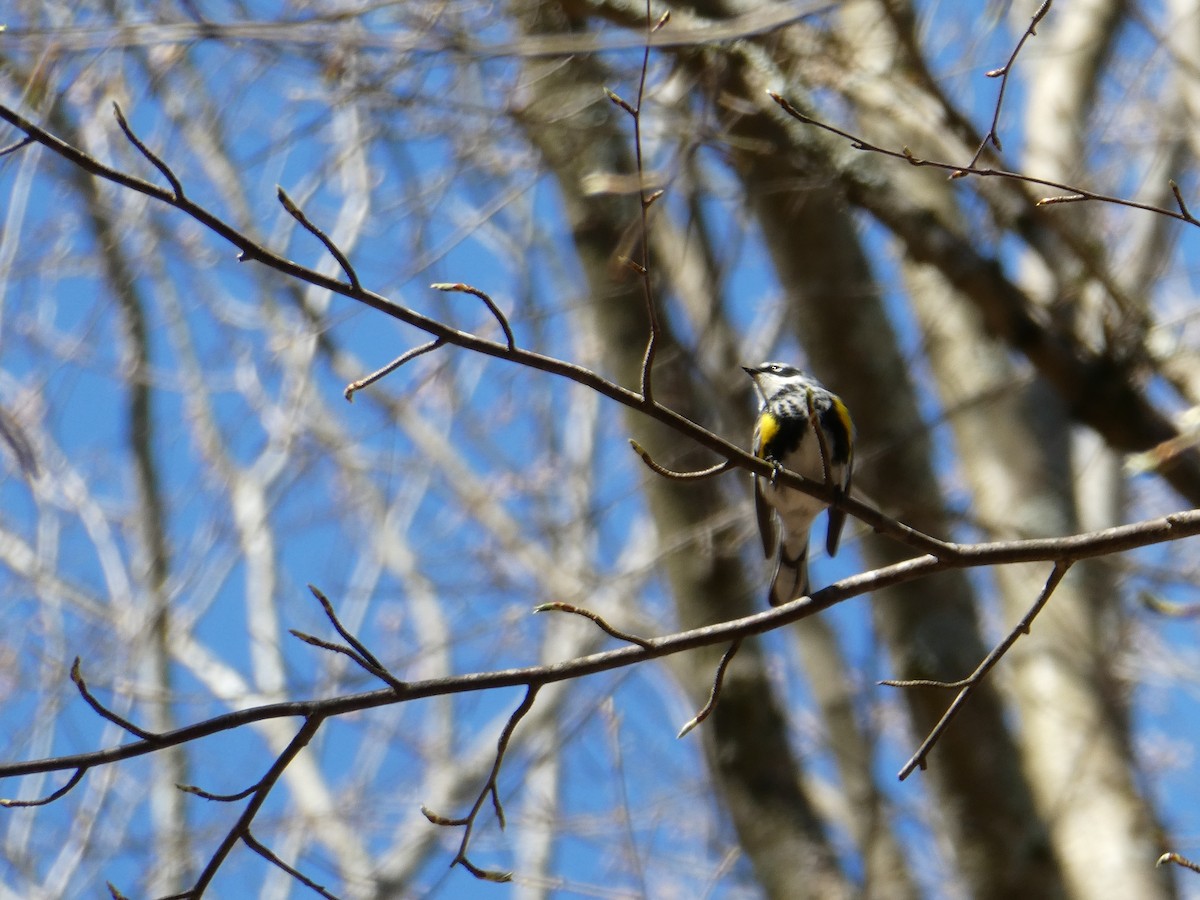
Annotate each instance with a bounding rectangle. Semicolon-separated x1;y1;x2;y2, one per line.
757;411;779;455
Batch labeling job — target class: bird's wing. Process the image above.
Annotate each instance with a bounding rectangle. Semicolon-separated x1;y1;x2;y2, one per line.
823;396;855;557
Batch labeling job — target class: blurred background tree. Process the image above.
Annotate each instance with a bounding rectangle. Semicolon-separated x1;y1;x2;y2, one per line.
1;0;1199;897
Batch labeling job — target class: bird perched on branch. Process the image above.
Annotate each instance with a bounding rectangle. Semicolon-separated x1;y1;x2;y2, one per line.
744;363;854;606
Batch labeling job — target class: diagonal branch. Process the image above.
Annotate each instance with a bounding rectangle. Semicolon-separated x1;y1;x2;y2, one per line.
2;509;1195;786
111;102;184;200
534;602;653;648
422;685;541;882
276;186;361;291
70;658;159;743
300;584;405;690
887;561;1071;779
769;91;1200;227
0;98;967;559
961;0;1052;168
677;639;742;738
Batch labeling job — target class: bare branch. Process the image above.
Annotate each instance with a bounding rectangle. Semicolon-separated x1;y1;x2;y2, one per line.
424;686;541;882
633;1;661;405
533;602;653;648
244;829;341;899
344;338;445;401
1;510;1197;789
628;439;735;480
1169;179;1194;222
0;767;86;807
186;715;326;896
176;782;259;802
893;562;1071;780
303;585;405;690
963;0;1052;167
0;135;32;157
430;282;515;350
70;658;159;742
767;92;1199;227
276;186;361;291
111;102;184;200
0;100;1039;560
604;2;665;404
677;640;742;738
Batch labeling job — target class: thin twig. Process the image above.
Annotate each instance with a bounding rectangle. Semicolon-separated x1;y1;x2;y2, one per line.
1157;852;1200;874
277;186;361;291
70;658;158;742
244;829;342;900
533;602;653;648
111;102;184;200
628;439;736;480
176;781;259;802
0;135;32;157
305;585;405;689
1170;179;1193;221
677;640;742;738
880;676;970;690
768;91;1200;227
603;3;668;404
960;0;1052;169
185;714;326;896
431;282;515;350
424;685;540;882
344;338;445;401
0;767;86;807
309;584;386;670
893;561;1070;779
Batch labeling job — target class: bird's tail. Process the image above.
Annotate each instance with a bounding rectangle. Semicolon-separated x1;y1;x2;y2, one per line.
768;541;810;607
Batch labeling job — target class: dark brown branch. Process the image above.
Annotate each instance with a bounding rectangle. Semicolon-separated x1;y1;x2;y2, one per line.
628;439;736;480
70;658;159;742
111;102;184;200
276;186;361;291
304;584;405;690
177;781;259;802
533;602;653;648
244;829;341;899
677;639;742;738
962;0;1052;167
0;135;32;157
430;282;515;350
1170;179;1194;221
184;714;326;896
634;4;662;405
768;91;1200;227
0;767;86;807
344;338;445;402
3;509;1198;787
603;1;666;404
424;685;541;883
891;561;1071;780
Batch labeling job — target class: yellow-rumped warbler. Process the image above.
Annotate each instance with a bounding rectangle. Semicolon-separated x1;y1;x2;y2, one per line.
744;363;854;606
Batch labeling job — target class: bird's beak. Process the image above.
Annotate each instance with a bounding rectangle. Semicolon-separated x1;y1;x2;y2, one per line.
741;365;757;377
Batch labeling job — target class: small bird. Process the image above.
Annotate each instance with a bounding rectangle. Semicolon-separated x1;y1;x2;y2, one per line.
744;363;855;606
